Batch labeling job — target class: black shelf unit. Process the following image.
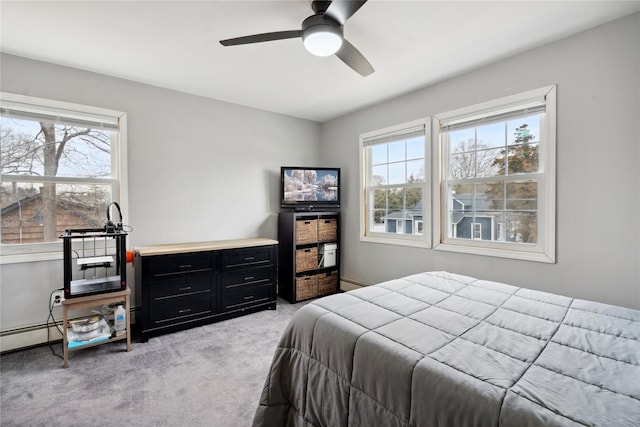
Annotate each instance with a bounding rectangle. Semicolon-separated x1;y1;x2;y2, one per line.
278;211;340;302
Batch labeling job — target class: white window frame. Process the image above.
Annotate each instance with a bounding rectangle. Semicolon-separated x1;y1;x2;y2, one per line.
432;85;556;263
360;118;431;248
0;92;128;264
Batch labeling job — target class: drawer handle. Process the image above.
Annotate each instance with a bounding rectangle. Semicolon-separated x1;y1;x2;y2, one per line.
244;256;255;261
304;221;311;224
179;264;192;269
244;276;254;281
178;308;192;314
304;249;311;253
243;296;255;300
178;286;192;291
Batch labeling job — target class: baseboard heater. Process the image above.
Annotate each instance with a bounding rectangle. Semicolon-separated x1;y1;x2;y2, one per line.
0;306;140;354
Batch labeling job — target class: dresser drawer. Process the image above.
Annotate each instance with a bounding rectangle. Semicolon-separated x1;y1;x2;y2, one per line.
222;283;274;312
149;272;213;301
149;293;214;325
223;265;274;291
148;252;213;277
222;246;273;269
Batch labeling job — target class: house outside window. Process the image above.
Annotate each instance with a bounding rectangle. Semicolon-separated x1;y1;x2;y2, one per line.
433;86;556;262
360;118;431;247
0;93;128;263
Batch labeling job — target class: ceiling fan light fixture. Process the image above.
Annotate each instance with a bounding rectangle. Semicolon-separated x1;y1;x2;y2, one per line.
220;1;374;76
301;14;343;57
303;26;343;56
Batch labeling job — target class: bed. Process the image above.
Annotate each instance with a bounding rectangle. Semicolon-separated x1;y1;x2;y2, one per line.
252;271;640;427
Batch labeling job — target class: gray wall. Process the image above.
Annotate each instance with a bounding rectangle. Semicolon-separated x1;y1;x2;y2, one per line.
322;13;640;309
0;54;321;336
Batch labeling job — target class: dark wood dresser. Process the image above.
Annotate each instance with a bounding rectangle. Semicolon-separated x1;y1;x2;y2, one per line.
135;238;277;342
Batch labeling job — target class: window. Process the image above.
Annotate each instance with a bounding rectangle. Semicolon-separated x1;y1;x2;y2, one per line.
434;86;556;262
473;223;482;239
0;93;127;262
360;119;430;247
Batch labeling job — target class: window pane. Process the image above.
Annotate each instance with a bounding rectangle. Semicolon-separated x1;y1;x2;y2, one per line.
505;212;537;243
407;136;424;159
0;117;113;178
506;181;537;211
369;210;386;233
388;188;403;210
450;128;475;153
406;187;422;210
1;181;112;244
371;164;387;185
367;186;424;236
507;143;539;174
1;118;44;176
449;183;473;208
371;144;387;165
447;179;538;243
388;162;405;185
368;188;387;233
477;182;504;210
372;188;387;210
475;147;502;178
508;115;540;145
388;140;405;163
449;152;475;179
407;159;424;182
476;122;505;149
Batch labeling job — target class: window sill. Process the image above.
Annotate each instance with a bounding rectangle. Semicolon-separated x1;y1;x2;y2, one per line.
434;241;555;263
361;234;431;249
0;251;63;265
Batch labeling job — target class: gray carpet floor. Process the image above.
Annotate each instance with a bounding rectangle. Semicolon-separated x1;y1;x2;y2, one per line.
0;298;307;427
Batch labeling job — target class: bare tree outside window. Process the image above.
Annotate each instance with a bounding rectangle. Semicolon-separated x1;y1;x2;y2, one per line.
1;116;115;244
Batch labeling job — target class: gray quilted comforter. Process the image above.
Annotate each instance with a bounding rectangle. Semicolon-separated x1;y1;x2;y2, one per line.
253;271;640;427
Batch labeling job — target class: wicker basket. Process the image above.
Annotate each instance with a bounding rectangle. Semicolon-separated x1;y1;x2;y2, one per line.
295;247;318;273
318;218;337;241
295;219;318;244
296;275;318;301
318;271;338;296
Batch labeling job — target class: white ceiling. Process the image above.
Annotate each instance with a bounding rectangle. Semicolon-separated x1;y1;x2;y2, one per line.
1;1;639;122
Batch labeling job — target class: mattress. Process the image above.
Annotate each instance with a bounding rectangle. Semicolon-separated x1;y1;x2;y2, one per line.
252;271;640;427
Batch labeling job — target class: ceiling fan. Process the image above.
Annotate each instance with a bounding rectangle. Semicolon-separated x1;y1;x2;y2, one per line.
219;0;374;77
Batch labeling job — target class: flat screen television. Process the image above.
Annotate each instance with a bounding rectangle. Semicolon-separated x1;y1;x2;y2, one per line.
281;166;340;211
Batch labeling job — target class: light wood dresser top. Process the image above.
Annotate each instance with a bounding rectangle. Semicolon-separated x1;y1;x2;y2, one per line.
135;237;278;256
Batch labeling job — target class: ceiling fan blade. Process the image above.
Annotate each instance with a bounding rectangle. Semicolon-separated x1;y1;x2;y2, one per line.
336;39;374;76
325;0;367;25
220;30;303;46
